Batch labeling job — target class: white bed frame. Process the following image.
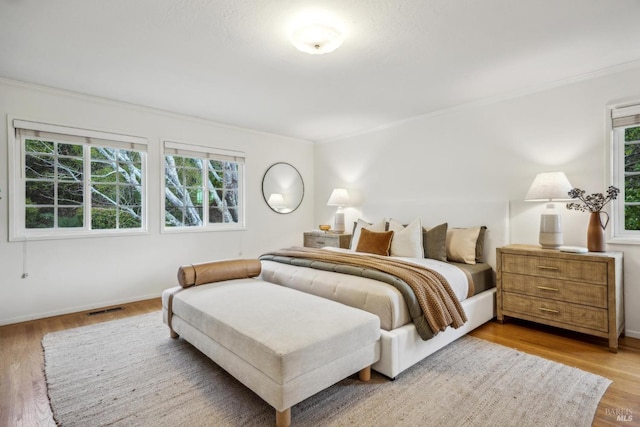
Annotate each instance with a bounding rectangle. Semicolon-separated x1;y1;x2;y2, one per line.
375;288;495;378
356;200;508;377
306;200;509;378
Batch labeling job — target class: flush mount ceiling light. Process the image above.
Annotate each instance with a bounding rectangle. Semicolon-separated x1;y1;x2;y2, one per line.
289;10;344;55
291;24;343;54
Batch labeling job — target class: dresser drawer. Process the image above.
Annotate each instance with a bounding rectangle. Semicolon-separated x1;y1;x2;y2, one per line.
501;253;607;285
502;293;608;333
303;233;351;249
501;272;607;308
303;235;338;248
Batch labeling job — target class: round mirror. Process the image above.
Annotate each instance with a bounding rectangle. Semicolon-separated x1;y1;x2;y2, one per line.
262;162;304;214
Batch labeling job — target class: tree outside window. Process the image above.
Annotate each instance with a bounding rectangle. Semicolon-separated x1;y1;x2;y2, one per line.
23;139;146;232
622;126;640;231
612;105;640;238
11;120;148;240
164;155;241;228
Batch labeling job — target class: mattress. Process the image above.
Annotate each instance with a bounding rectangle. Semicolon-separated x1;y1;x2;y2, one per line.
259;253;494;332
451;261;495;295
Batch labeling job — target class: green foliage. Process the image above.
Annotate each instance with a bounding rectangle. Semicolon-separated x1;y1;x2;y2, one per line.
25;139;53;154
625;127;640;142
625;205;640;231
624;127;640;230
58;143;83;156
92;208;117;229
25;207;54;228
119;209;141;228
58;207;83;228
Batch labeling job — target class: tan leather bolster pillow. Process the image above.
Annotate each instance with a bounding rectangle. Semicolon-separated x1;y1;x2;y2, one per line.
177;259;262;288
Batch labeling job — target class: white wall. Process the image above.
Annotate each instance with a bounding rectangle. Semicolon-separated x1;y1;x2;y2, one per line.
0;79;314;325
314;65;640;338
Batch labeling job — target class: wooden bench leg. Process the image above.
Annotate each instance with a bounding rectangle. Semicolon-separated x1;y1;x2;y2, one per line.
276;408;291;427
170;330;179;339
358;366;371;382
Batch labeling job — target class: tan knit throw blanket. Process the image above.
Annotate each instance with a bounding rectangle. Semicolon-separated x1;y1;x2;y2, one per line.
264;247;467;334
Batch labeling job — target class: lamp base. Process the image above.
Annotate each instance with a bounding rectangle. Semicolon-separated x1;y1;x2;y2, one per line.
539;204;563;249
333;212;345;233
539;232;563;249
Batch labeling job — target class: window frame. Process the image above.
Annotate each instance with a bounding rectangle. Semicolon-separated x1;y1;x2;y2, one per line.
609;103;640;243
161;140;246;233
8;117;149;241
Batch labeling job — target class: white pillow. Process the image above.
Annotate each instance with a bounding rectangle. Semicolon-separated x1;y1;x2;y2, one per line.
350;218;386;250
387;217;424;258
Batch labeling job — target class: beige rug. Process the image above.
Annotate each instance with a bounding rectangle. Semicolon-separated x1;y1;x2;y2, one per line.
43;312;611;427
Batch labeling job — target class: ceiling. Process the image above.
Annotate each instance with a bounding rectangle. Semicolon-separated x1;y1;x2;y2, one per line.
2;0;640;142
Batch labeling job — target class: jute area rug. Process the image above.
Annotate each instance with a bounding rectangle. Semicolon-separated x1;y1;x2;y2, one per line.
43;312;610;427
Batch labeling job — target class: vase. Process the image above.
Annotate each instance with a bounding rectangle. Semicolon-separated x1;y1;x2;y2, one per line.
587;211;608;252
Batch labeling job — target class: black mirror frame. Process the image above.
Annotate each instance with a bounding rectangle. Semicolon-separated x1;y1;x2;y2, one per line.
261;162;305;214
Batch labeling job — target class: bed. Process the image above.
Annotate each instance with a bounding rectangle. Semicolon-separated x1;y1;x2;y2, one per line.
259;201;508;379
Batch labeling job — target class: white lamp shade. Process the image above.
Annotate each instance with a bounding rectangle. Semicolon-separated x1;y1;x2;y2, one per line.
327;188;351;206
525;172;573;201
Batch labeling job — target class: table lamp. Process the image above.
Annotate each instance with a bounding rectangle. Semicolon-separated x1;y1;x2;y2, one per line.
525;172;573;249
326;188;351;233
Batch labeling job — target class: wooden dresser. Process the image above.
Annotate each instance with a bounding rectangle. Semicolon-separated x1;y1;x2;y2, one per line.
303;232;352;249
496;244;624;351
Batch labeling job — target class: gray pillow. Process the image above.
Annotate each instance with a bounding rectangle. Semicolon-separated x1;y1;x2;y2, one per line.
422;223;448;262
476;226;487;263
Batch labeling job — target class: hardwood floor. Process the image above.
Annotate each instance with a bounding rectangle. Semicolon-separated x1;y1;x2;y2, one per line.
0;299;162;427
1;299;638;426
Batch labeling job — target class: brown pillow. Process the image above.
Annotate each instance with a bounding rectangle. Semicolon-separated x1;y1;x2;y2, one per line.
355;228;394;256
422;222;448;261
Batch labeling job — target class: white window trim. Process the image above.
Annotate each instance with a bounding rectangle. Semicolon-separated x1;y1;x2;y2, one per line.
608;103;640;244
8;115;149;241
161;140;246;233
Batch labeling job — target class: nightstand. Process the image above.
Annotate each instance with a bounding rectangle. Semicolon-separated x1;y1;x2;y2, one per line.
303;232;352;249
496;244;624;352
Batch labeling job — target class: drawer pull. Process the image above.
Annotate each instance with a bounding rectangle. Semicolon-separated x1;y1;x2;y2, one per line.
538;266;559;271
539;307;560;314
537;286;559;292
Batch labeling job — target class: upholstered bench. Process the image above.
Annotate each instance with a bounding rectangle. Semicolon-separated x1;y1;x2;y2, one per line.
162;259;380;427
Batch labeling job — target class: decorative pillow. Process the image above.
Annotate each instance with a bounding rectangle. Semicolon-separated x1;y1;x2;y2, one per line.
177;259;262;288
476;226;487;263
446;226;484;265
355;228;394;256
387;218;424;258
350;218;386;250
422;222;448;262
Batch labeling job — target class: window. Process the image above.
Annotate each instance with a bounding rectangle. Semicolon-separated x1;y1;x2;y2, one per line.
10;119;147;240
163;141;245;230
611;105;640;238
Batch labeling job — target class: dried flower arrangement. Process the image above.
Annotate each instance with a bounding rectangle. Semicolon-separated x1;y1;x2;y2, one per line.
566;186;620;213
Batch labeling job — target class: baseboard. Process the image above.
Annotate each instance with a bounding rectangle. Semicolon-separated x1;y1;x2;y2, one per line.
0;293;160;326
624;328;640;339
